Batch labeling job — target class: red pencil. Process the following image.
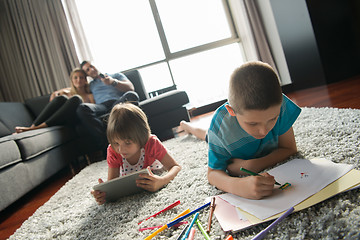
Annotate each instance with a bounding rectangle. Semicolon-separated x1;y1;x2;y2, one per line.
138;200;181;225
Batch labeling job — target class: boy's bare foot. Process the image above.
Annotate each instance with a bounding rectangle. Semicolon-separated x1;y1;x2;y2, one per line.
179;120;191;134
179;120;207;141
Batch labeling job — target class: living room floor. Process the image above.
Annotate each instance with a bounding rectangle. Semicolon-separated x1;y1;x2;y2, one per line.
1;76;360;239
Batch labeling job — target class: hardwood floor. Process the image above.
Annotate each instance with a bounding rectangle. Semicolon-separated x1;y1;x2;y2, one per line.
1;77;359;239
285;75;360;109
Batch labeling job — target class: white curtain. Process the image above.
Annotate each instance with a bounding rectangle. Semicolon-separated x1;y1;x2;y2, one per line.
62;0;93;63
230;0;278;76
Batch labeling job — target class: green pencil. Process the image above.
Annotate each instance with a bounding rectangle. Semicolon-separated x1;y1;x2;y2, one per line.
239;167;281;185
195;219;210;240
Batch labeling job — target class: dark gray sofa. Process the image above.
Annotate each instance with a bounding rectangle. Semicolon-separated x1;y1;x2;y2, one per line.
0;97;81;211
0;70;189;212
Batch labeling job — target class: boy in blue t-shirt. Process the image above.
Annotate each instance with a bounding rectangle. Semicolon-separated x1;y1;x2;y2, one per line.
180;61;301;199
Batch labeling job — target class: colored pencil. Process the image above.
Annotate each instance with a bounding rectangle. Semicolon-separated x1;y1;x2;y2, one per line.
138;200;181;225
252;207;294;240
240;167;281;185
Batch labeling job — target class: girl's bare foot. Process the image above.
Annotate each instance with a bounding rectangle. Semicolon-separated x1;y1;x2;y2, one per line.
15;126;34;133
14;123;47;134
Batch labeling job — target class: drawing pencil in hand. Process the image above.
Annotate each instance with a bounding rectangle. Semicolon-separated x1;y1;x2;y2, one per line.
240;167;281;185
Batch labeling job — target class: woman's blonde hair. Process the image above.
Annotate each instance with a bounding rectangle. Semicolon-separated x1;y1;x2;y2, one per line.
107;103;151;148
69;68;90;96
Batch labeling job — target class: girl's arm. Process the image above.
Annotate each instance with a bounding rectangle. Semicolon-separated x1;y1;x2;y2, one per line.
158;153;182;183
137;153;181;192
107;167;120;181
49;87;71;101
227;127;297;175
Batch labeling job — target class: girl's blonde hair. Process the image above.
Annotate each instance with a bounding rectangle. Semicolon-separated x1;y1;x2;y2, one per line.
107;103;151;148
69;68;90;96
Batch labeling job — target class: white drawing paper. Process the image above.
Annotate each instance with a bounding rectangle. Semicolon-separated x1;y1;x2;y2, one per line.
219;158;353;220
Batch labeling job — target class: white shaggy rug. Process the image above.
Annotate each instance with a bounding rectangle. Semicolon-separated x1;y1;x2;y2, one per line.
9;107;360;240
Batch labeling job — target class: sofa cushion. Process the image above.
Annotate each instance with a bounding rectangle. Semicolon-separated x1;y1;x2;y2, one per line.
140;90;189;117
0;138;21;170
7;126;77;161
0;121;11;137
25;95;51;118
0;162;33;211
0;102;34;138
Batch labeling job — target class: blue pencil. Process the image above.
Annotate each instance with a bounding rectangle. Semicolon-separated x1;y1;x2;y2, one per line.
167;202;211;228
181;212;199;240
176;225;189;240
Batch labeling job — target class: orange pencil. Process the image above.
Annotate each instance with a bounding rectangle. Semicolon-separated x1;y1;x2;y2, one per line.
225;235;233;240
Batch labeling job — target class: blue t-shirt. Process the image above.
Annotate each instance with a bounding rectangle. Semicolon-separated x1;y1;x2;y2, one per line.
90;72;128;104
208;94;301;171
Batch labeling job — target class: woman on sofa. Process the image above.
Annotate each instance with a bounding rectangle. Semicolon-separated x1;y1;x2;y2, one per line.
14;68;95;133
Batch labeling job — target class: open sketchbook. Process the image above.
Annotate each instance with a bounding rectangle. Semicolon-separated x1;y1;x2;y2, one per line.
219;158;354;220
93;168;149;202
211;158;360;232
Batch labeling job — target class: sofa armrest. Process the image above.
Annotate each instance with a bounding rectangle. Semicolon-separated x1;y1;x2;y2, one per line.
123;70;148;102
0;102;34;137
139;90;189;117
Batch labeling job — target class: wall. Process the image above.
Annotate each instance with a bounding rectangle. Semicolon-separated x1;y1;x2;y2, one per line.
306;0;360;84
257;0;326;91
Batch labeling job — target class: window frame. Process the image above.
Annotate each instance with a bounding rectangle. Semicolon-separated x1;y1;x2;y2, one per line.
123;0;242;90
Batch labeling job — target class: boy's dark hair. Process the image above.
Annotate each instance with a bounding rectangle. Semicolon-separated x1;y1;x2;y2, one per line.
228;61;282;114
80;60;89;69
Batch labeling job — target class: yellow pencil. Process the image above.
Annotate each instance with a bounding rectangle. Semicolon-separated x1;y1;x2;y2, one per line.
144;209;190;240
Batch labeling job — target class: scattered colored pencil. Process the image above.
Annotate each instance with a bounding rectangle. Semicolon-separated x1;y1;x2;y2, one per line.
138;200;181;225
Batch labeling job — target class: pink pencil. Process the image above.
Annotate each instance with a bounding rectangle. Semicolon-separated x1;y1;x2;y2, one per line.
188;227;196;240
138;200;181;225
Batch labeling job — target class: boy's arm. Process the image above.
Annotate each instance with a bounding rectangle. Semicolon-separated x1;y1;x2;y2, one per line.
227;127;297;175
207;168;275;199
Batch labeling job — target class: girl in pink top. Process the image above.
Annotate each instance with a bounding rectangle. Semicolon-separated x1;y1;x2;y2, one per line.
91;103;181;205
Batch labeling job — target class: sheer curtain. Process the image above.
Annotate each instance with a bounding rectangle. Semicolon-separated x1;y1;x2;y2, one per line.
229;0;279;78
62;0;93;63
233;0;278;75
0;0;78;102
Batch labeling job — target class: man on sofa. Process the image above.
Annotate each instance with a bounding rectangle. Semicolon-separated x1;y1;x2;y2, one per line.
77;61;139;156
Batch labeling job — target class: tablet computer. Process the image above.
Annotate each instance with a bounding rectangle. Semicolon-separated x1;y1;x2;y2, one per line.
93;168;149;202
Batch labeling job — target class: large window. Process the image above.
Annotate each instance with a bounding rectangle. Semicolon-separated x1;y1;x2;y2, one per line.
71;0;245;108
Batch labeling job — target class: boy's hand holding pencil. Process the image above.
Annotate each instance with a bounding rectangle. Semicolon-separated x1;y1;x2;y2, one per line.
239;172;277;199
